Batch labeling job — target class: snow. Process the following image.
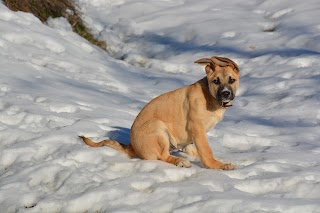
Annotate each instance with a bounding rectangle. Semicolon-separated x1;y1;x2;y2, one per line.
0;0;320;212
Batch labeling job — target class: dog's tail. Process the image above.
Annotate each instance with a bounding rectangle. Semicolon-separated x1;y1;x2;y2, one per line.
79;136;137;158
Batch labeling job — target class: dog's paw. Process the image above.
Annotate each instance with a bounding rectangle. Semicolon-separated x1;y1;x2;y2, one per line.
176;159;192;168
220;163;235;170
183;144;199;158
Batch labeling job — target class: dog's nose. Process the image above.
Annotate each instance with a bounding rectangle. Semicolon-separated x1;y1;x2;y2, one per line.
221;91;231;98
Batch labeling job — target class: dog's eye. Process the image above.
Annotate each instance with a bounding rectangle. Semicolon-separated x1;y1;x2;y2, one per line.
213;78;220;85
229;77;236;84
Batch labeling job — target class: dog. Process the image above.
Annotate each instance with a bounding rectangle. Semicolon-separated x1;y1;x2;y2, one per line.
80;56;239;170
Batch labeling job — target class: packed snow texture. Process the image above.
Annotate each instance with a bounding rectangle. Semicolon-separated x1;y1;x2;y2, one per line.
0;0;320;212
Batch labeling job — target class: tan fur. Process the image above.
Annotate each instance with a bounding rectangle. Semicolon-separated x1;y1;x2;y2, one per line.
79;136;136;157
81;56;240;170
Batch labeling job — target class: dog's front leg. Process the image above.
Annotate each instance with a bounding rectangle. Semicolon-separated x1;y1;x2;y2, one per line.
190;124;234;170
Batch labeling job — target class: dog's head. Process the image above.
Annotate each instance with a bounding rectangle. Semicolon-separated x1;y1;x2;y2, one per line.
195;56;240;108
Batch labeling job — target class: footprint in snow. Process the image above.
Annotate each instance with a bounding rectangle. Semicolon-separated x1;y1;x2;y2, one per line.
0;83;11;96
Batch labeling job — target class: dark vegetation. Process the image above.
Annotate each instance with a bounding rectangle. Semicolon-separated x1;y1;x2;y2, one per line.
3;0;106;50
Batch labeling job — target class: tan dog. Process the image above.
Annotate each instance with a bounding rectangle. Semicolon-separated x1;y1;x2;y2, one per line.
80;56;240;170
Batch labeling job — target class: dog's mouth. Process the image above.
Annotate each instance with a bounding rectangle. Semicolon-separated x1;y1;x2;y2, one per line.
221;101;232;108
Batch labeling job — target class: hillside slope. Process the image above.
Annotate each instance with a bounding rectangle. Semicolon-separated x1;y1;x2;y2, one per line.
0;0;320;212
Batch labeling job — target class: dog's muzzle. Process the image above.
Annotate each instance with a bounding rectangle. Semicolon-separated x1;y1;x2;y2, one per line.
217;86;234;108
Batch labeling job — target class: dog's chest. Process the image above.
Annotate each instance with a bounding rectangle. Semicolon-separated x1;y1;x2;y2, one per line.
203;110;225;132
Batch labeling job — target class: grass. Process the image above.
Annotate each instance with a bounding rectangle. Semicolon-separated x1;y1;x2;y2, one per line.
3;0;106;50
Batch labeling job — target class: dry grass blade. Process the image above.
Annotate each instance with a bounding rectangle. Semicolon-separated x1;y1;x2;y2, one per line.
3;0;106;50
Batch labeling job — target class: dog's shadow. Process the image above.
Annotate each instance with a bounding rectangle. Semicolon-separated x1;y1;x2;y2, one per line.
106;126;131;145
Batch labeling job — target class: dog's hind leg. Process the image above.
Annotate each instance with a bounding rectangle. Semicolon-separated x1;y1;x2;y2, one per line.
134;133;192;168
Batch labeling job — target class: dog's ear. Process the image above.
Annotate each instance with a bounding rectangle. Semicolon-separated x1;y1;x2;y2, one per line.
195;56;240;74
211;56;239;73
194;58;215;75
194;58;212;66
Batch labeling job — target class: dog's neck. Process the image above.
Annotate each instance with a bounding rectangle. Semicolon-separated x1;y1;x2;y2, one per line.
198;77;226;111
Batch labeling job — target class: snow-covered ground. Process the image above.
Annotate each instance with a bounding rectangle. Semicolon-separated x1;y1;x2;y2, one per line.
1;0;320;212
